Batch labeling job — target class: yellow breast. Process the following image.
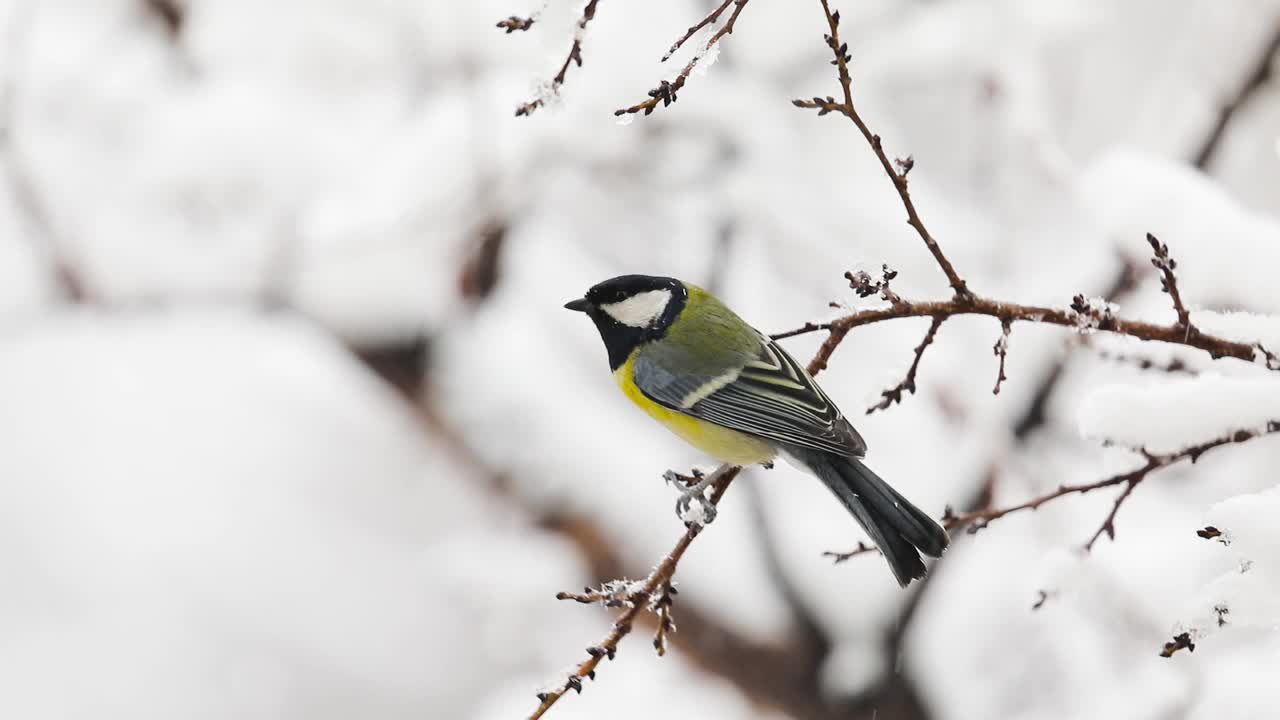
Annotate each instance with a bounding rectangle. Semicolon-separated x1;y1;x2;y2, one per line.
615;353;776;466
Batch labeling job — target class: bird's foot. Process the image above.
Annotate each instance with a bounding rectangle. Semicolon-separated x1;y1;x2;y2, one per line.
663;467;719;526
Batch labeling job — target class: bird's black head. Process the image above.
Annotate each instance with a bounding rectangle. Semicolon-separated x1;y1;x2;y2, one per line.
564;275;689;369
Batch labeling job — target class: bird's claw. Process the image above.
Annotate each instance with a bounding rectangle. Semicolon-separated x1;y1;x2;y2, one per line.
665;467;718;525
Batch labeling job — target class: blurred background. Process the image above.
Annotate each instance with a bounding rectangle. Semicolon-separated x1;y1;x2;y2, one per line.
1;0;1279;718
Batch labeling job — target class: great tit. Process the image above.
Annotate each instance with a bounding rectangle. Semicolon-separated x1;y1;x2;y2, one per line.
565;274;949;586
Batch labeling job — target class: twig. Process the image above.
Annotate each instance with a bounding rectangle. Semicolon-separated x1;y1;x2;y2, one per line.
866;315;944;414
0;1;86;301
1082;476;1140;551
826;421;1280;560
514;0;602;116
821;541;876;563
650;583;677;656
614;0;751;117
798;2;973;302
1192;24;1280;169
992;318;1012;395
662;0;736;61
1147;233;1194;332
949;421;1280;543
528;466;740;719
770;322;823;341
142;0;185;40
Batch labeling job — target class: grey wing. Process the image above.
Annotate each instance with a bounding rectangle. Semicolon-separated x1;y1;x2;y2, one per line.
633;334;867;457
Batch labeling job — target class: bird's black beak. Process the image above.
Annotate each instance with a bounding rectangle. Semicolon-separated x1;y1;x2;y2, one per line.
564;298;592;313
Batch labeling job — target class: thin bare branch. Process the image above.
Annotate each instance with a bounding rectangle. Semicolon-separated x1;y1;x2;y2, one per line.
992;318;1012;395
951;421;1280;540
0;2;86;301
142;0;185;40
1146;232;1195;333
827;421;1280;560
821;541;876;563
799;2;974;301
1192;23;1280;169
1082;477;1140;551
614;0;751;117
769;322;823;341
866;315;944;414
528;466;740;719
514;0;602;116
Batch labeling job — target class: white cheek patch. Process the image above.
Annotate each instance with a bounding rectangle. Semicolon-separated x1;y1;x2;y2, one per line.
599;289;673;328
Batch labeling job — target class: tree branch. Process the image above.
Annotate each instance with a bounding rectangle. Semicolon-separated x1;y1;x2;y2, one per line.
1191;23;1280;169
779;253;1278;377
799;1;973;301
827;421;1280;561
513;0;602;116
866;315;944;414
528;466;740;720
0;4;87;302
991;318;1012;395
662;0;736;62
613;0;751;117
1147;232;1194;332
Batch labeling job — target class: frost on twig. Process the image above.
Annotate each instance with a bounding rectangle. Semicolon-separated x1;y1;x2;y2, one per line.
554;578;680;655
614;0;750;117
846;264;904;306
662;0;736;61
1068;294;1118;334
511;0;602;116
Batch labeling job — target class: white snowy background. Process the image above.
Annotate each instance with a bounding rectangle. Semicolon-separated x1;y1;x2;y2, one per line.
1;0;1278;718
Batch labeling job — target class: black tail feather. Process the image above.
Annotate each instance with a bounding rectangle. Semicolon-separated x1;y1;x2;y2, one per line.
793;450;950;587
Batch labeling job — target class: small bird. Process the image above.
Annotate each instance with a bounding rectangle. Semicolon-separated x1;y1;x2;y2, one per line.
565;274;948;586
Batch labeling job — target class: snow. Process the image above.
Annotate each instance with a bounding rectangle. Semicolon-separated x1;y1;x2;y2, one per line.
1078;375;1280;453
0;309;595;718
1193;310;1280;354
1175;487;1280;647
